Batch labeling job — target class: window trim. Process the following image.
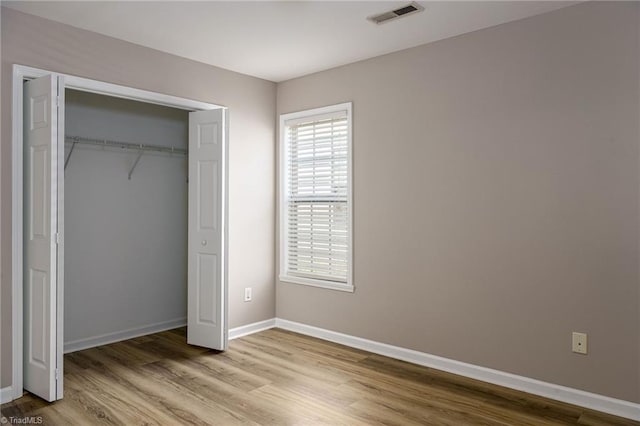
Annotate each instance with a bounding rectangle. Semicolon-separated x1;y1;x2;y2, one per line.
279;102;354;292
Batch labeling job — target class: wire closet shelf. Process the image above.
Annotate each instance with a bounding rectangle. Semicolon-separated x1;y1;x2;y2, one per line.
64;135;188;179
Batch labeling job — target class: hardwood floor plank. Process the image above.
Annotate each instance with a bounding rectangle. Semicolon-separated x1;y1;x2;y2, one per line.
66;347;246;425
231;339;351;386
249;384;369;426
63;373;167;425
217;342;353;396
342;378;569;426
346;398;443;426
357;354;582;424
104;339;165;366
577;411;640;426
107;361;251;425
65;369;188;425
245;329;370;363
51;386;123;425
2;327;638;426
37;404;83;426
177;354;273;392
142;359;307;425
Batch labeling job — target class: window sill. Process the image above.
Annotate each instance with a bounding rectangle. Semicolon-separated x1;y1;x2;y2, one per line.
279;275;354;293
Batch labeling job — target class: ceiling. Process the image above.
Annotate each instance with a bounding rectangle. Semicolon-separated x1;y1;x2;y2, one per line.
3;1;578;82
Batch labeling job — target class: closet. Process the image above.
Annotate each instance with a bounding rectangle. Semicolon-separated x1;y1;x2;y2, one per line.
63;90;189;352
20;71;227;402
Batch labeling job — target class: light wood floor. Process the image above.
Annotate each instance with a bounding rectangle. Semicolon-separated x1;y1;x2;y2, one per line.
1;327;637;426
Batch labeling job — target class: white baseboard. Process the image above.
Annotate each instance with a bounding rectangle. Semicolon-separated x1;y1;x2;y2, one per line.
1;387;14;404
64;317;187;354
275;318;640;421
229;318;276;340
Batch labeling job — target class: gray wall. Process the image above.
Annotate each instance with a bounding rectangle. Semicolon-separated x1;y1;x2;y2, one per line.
0;7;276;388
64;90;188;346
276;2;640;403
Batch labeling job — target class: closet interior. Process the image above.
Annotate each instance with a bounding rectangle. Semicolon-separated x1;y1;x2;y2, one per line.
63;89;189;352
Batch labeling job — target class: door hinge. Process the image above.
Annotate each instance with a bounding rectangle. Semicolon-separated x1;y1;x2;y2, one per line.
55;96;60;107
55;368;59;380
54;233;61;245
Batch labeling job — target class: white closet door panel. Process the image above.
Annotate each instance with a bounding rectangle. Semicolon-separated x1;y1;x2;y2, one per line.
187;108;226;350
23;74;62;402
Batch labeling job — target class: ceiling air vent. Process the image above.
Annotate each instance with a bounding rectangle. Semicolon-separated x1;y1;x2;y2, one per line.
368;2;424;25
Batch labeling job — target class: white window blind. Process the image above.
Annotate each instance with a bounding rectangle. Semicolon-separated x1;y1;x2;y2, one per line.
281;104;352;290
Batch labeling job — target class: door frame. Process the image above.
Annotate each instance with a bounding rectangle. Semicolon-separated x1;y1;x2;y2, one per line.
10;64;229;401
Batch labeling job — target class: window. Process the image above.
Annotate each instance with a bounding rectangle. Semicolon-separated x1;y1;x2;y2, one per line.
279;103;353;292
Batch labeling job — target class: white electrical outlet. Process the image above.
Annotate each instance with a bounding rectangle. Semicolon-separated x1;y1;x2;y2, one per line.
244;287;252;302
572;332;587;354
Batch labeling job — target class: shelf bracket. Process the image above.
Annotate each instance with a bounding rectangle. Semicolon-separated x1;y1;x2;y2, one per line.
64;137;78;171
128;146;144;180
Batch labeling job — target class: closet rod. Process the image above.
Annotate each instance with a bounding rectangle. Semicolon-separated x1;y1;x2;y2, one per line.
64;135;188;155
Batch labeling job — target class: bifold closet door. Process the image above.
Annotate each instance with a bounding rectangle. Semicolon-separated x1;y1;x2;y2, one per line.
187;108;227;350
23;74;64;402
